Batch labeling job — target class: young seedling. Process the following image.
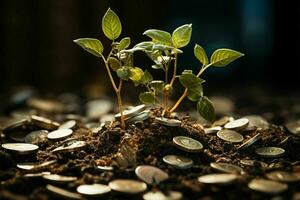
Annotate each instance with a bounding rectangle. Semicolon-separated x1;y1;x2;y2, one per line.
124;24;244;121
73;8;148;129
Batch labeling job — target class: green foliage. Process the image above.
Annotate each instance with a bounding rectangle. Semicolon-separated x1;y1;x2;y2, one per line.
116;37;131;51
150;80;165;93
73;38;103;57
102;8;122;40
143;29;172;46
197;96;215;122
194;44;208;65
210;48;244;67
108;57;121;71
172;24;192;48
139;92;156;104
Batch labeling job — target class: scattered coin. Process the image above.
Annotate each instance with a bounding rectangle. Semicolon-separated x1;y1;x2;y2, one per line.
143;190;183;200
245;115;269;129
58;120;76;130
240;159;268;168
47;129;73;140
23;172;51;179
2;118;28;133
27;98;65;113
115;104;146;119
86;99;113;119
97;165;114;171
204;126;222;134
127;110;150;123
52;140;86;153
163;155;193;169
285;121;300;136
31;115;59;130
100;114;115;123
173;136;203;152
46;184;82;200
217;129;244;143
25;130;48;144
43;174;77;183
135;165;169;185
77;184;111;196
108;179;147;194
1;143;39;155
266;171;300;182
155;117;181;127
255;147;285;158
237;133;261;151
210;162;244;174
17;160;56;171
248;179;288;194
212;116;231;127
224;118;249;130
198;173;238;185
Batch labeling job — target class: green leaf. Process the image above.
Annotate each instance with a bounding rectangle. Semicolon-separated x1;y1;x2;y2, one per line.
129;67;144;83
151;64;164;70
108;57;121;71
210;48;244;67
179;71;205;89
140;70;153;84
143;29;172;45
187;85;203;102
116;67;131;80
194;44;208;65
139;92;156;104
102;8;122;40
150;80;164;93
116;37;131;51
73;38;103;57
172;24;192;48
197;96;215;122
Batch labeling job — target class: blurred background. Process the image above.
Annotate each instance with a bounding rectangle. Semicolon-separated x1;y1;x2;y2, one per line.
0;0;299;96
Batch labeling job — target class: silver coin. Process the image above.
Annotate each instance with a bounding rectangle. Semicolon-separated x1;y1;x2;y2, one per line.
155;117;181;127
43;174;77;183
248;179;288;194
108;179;147;194
224;118;249;130
1;143;39;155
135;165;169;185
212;116;231;127
17;160;56;171
46;184;82;200
31;115;59;130
198;173;238;185
23;171;51;179
58;120;76;130
100;114;115;123
52;140;86;153
217;129;244;143
27;98;65;113
47;129;73;140
25;130;49;144
210;162;244;174
285;121;300;136
204;126;222;134
237;133;261;151
127;110;150;123
86;99;113;119
86;122;105;134
77;184;111;196
163;155;193;169
115;104;146;119
244;115;269;129
143;190;183;200
240;159;268;168
173;136;203;152
255;147;285;158
3;118;28;133
97;165;114;171
266;171;300;182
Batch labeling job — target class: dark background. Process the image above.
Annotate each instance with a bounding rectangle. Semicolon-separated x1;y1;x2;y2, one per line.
0;0;299;95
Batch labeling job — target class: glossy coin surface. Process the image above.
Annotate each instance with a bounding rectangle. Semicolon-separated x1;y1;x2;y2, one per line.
198;173;238;184
204;126;222;134
224;118;249;130
155;117;181;127
255;147;285;157
266;171;300;182
17;160;56;171
173;136;203;152
43;174;77;183
25;130;48;144
46;184;82;200
58;120;76;130
217;130;244;143
1;143;39;154
248;179;288;194
210;162;244;174
240;159;268;168
52;140;86;153
47;129;73;140
108;179;147;194
77;184;111;196
135;165;169;185
127;110;150;123
115;104;145;119
285;121;300;136
237;133;261;150
163;155;193;169
143;190;183;200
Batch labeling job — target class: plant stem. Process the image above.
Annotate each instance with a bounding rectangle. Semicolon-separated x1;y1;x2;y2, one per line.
169;53;178;86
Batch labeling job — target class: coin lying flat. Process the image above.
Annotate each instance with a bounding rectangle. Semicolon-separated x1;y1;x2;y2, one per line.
198;173;238;185
17;160;56;171
43;174;77;183
217;130;244;143
248;179;288;194
224;118;249;130
108;179;147;194
143;190;183;200
77;184;111;196
2;118;28;133
135;165;169;185
245;115;269;129
240;159;268;168
237;133;261;151
266;171;300;182
86;122;105;134
23;171;51;179
285;121;300;136
97;165;114;171
31;115;59;130
255;147;285;158
1;143;39;155
58;120;76;130
127;110;150;123
47;129;73;140
25;130;49;144
46;184;82;200
212;116;231;127
173;136;203;152
163;155;193;169
155;117;181;127
115;104;146;119
204;126;222;134
210;162;244;174
52;140;86;153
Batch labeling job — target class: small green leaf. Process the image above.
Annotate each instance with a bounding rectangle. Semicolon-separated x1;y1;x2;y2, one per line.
151;64;164;70
197;96;215;122
116;67;131;80
210;48;244;67
172;24;192;48
73;38;103;57
194;44;208;65
129;67;144;83
156;56;171;64
187;85;203;102
108;57;121;71
139;92;156;104
150;80;164;93
140;70;153;84
102;8;122;40
116;37;131;51
179;71;204;89
143;29;172;45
